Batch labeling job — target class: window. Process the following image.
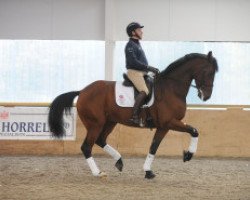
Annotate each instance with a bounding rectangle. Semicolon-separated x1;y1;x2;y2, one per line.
0;40;105;102
114;41;250;105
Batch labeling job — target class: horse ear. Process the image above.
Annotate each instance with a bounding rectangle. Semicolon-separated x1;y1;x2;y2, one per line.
207;51;213;61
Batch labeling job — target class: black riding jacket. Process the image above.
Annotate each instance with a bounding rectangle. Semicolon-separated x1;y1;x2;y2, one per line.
125;38;148;71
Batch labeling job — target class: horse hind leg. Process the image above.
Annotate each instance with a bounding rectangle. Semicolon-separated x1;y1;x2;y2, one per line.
81;126;107;177
95;122;123;172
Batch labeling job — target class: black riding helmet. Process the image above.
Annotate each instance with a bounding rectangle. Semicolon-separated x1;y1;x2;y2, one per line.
126;22;144;37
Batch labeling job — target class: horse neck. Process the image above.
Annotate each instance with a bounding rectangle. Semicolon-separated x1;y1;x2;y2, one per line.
159;60;196;100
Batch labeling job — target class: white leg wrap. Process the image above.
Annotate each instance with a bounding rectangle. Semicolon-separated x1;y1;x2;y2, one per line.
188;137;199;153
103;144;121;161
143;153;155;171
86;157;100;176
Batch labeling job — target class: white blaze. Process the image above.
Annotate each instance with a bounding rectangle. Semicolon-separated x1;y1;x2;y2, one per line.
199;89;205;101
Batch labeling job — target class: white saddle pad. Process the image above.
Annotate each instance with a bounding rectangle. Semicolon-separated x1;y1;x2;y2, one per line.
115;82;154;107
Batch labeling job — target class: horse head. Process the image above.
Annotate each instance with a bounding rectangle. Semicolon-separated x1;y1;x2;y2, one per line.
194;51;219;101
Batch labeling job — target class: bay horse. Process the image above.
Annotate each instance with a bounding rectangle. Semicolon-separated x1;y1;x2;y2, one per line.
48;51;218;179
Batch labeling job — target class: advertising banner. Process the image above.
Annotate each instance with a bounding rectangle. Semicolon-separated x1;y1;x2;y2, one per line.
0;107;76;140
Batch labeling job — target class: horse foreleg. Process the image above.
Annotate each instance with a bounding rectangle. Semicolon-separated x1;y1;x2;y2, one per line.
144;128;169;179
169;119;199;162
95;122;123;172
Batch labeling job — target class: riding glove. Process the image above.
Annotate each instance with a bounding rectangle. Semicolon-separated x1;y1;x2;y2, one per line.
147;66;160;74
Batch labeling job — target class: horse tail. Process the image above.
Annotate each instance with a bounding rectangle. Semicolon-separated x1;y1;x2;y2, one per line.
48;91;80;138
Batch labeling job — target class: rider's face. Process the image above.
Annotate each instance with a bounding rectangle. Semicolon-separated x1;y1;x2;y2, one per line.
132;28;143;39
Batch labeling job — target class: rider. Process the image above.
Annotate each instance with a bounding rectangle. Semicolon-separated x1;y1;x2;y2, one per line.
125;22;159;124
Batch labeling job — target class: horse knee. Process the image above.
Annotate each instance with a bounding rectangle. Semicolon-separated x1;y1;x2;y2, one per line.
81;141;92;159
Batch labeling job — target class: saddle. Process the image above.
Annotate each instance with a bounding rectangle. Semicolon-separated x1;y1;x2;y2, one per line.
122;73;154;105
121;73;155;128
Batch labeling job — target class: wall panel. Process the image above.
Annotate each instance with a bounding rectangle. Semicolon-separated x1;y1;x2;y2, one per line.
1;107;250;157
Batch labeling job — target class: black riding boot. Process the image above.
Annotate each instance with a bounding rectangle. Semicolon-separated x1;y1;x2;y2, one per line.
130;91;147;124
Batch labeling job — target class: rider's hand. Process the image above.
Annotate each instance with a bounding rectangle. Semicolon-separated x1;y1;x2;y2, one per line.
147;66;160;75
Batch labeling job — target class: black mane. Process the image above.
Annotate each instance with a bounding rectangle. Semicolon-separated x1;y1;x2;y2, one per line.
160;53;218;77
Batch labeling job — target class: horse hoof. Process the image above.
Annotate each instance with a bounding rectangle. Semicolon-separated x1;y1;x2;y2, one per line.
98;172;108;178
183;151;193;162
115;158;123;172
145;171;156;179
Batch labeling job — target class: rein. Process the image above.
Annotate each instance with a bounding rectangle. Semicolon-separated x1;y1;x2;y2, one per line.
160;76;198;89
159;75;214;90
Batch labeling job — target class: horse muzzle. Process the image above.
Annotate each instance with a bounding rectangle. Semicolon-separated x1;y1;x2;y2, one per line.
198;88;210;101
